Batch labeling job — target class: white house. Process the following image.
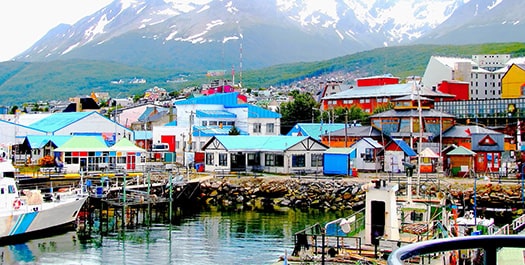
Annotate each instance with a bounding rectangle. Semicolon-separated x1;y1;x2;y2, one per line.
351;137;383;172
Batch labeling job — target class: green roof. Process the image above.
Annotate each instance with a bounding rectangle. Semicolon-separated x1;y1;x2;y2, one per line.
111;138;145;152
447;145;476;156
54;136;110;152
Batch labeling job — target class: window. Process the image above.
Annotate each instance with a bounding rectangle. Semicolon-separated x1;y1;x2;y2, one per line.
219;153;228;166
253;123;261;133
266;123;274;133
205;153;214;165
202;121;208;126
265;154;274;166
364;148;374;162
265;154;284;166
247;153;260;166
291;154;305;167
311;153;323;167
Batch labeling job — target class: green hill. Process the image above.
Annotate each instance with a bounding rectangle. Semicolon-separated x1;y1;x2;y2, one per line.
1;43;524;106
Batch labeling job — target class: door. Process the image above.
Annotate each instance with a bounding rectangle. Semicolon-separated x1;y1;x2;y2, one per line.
230;152;246;172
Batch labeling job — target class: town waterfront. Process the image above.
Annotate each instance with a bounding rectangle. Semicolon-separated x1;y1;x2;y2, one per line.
0;207;352;265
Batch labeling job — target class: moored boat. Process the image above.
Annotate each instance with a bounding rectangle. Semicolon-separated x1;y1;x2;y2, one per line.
0;160;87;244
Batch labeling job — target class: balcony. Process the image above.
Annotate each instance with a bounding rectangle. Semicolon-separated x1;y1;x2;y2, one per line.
388;235;525;264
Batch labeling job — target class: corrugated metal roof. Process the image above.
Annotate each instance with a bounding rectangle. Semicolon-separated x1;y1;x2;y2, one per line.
362;137;383;148
323;83;413;99
174;92;241;106
54;136;110;152
371;109;455;118
25;135;73;149
447;145;476;156
325;147;356;154
213;135;308;151
226;104;281;119
29;112;94;132
196;110;237;118
391;139;417;156
442;125;507;138
287;123;346;139
193;125;248;136
328;126;380;137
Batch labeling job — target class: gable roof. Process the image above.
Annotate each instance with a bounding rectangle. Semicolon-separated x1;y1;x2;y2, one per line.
206;135;326;152
359;137;383;148
447;145;476;156
54;136;111;152
174;92;243;106
24;135;73;149
28;112;94;133
420;147;439;158
388;139;417;156
111;138;145;152
287;123;347;140
443;125;508;138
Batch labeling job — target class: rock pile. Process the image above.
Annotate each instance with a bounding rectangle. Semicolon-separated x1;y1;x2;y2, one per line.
198;177;366;211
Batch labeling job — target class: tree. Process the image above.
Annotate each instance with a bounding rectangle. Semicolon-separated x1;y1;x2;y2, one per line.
279;92;318;134
229;125;241;135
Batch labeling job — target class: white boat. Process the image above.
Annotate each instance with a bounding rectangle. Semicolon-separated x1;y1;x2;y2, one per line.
0;160;87;243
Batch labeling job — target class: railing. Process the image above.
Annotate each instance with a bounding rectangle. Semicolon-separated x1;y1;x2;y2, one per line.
512;213;525;231
388;235;525;265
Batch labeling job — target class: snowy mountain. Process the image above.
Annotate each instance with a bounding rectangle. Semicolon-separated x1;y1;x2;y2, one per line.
13;0;525;71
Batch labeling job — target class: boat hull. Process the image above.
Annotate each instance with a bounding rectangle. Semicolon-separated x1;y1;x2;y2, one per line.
0;196;87;243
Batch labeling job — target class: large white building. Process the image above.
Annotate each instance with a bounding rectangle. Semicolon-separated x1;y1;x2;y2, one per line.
422;54;522;100
152;92;282;164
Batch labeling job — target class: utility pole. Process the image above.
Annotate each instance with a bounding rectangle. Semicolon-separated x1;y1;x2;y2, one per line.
344;109;348;147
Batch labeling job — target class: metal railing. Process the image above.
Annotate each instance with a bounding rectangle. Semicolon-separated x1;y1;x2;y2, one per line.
388;235;525;265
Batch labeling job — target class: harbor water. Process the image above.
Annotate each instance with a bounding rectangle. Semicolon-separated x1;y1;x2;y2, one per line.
0;208;352;265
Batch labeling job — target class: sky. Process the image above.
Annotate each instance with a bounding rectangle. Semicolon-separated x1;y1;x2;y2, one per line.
0;0;113;62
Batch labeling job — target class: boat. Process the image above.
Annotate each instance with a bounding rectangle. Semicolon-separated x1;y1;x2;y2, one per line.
0;159;88;244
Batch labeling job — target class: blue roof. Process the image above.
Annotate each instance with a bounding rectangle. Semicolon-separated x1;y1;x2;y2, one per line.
193;126;248;137
286;123;346;140
25;135;73;148
29;112;94;132
196;110;237;119
226;104;281;119
213;135;309;151
392;139;417;156
174;92;241;106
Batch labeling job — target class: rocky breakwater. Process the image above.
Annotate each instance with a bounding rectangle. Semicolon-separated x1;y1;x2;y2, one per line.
198;177;366;211
447;182;525;210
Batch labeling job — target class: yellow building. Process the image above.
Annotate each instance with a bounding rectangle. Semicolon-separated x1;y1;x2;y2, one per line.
501;64;525;98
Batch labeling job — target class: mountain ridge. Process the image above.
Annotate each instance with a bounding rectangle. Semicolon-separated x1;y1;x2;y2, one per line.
12;0;525;71
1;42;525;106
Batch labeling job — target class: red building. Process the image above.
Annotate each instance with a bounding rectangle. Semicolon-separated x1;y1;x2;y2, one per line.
437;80;469;101
356;75;399;87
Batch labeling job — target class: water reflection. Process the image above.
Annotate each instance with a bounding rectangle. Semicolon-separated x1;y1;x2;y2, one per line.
1;208;352;265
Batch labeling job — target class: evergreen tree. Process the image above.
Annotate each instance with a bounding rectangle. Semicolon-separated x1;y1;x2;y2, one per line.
229;125;241;135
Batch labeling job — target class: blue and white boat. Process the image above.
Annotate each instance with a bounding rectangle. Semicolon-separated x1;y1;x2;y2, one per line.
0;160;87;243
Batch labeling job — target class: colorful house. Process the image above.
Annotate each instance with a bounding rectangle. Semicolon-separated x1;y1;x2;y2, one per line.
350;137;383;172
501;64;525;99
383;139;417;173
444;145;476;177
202;135;328;174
